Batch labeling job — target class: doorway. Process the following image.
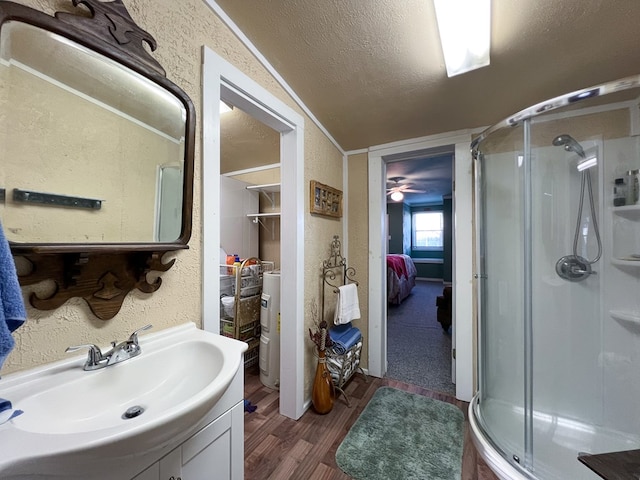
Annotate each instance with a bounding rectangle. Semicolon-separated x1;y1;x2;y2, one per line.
202;47;306;419
219;105;281;375
385;153;455;394
367;131;475;402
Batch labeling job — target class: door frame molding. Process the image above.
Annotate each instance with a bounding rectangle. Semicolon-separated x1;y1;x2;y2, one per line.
202;46;306;419
367;130;475;401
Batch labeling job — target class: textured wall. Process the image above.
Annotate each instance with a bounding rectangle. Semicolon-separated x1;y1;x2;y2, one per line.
386;202;404;254
2;0;344;392
347;152;369;368
303;121;344;395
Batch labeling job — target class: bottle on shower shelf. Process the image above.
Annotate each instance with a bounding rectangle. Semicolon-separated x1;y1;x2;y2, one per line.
626;169;639;205
613;178;626;206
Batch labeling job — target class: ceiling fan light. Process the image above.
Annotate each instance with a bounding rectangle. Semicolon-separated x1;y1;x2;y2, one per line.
390;191;404;202
434;0;491;77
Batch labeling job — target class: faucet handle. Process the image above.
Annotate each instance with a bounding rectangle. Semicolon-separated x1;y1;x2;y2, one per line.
65;344;104;367
128;324;153;345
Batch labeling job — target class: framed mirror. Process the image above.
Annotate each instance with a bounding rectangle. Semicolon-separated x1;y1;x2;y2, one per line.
0;0;195;319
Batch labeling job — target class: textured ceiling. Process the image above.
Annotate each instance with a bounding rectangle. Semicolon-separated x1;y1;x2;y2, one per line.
214;0;640;151
220;107;279;174
214;0;640;203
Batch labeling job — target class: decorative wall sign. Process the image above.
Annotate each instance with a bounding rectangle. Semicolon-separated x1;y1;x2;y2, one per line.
310;180;342;218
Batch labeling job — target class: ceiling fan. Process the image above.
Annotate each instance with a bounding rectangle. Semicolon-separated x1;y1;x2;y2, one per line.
386;177;425;199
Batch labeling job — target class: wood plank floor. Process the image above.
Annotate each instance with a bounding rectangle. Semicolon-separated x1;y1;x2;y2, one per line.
244;366;499;480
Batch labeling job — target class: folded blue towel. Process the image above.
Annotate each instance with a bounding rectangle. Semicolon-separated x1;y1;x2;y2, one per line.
329;325;362;354
330;323;352;335
0;219;26;370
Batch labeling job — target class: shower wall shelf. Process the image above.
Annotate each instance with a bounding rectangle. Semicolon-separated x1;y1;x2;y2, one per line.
612;257;640;264
610;205;640;267
609;310;640;330
611;204;640;219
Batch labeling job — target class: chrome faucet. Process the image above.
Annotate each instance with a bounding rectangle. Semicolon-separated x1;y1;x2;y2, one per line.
66;324;153;371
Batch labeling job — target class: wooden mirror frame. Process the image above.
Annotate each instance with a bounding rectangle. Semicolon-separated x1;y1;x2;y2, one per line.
2;0;195;320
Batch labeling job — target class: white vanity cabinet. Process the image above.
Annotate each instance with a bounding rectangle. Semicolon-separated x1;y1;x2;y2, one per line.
133;401;244;480
130;361;246;480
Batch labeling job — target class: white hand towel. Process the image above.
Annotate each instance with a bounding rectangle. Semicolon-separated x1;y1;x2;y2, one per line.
334;284;360;325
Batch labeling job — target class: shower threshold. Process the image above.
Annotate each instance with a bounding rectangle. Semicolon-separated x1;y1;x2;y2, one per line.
469;395;640;480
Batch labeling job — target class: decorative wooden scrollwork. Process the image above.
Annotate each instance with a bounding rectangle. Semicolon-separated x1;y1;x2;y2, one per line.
18;251;176;320
56;0;166;76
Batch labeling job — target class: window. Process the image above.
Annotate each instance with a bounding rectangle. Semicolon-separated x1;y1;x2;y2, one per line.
412;211;443;250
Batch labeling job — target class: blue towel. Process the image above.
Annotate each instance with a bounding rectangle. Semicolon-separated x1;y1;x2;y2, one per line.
329;325;362;354
0;219;26;370
330;323;352;336
244;399;257;413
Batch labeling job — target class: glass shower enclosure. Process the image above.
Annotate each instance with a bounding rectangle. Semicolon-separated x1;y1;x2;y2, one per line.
470;76;640;479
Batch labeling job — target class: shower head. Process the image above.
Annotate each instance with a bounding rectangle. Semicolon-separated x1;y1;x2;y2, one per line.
552;134;586;159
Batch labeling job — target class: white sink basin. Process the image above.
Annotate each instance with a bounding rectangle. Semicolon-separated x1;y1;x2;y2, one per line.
0;322;247;479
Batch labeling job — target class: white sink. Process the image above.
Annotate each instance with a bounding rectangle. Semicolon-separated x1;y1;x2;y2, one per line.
0;322;247;478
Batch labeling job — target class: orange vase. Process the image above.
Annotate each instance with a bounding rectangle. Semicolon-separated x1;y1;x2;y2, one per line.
312;328;334;414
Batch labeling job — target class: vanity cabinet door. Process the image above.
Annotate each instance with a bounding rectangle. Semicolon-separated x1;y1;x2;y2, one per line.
131;462;160;480
132;401;243;480
178;407;233;479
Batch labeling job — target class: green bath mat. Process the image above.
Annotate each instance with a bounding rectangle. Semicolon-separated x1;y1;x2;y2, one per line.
335;387;464;480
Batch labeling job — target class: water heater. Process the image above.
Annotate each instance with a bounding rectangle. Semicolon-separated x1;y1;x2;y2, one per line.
259;272;281;389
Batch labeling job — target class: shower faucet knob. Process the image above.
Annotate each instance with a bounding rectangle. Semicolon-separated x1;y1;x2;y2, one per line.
555;255;594;282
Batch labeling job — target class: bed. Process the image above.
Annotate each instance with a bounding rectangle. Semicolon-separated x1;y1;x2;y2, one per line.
387;254;417;305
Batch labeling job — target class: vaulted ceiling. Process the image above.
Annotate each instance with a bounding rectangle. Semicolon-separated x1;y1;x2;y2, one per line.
216;0;640;203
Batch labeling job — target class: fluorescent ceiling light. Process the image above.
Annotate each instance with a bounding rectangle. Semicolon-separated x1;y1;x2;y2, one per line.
219;100;233;114
390;191;404;202
434;0;491;77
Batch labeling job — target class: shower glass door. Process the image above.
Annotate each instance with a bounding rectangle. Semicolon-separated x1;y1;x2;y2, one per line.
528;109;603;477
475;124;527;467
473;76;640;480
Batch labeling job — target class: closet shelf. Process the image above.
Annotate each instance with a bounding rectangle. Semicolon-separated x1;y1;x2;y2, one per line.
246;182;280;193
246;183;280;210
246;212;280;221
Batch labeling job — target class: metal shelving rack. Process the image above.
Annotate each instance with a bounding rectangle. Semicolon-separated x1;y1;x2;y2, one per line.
320;235;366;406
220;257;272;368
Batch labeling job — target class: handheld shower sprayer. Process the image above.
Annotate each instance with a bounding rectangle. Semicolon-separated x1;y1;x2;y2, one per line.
552;134;586;159
552;134;602;282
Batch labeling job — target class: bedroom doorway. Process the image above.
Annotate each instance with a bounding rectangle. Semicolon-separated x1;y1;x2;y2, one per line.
367;130;475;402
385;153;455;395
